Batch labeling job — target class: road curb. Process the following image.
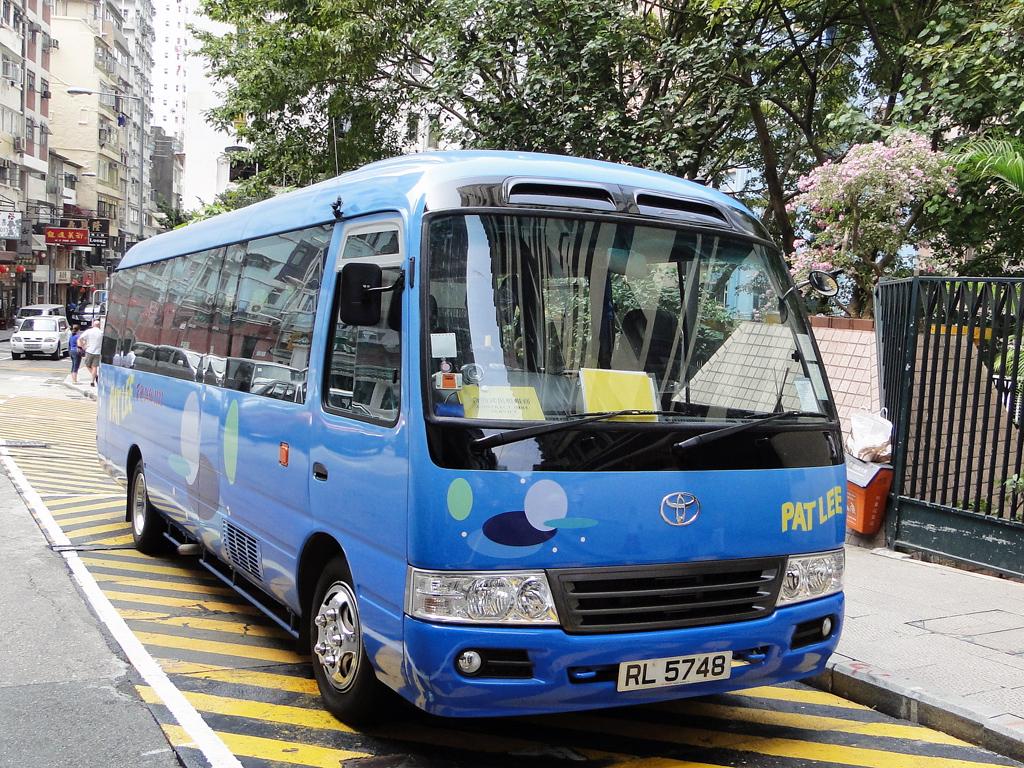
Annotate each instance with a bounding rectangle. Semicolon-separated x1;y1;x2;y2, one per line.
806;656;1024;763
62;376;97;400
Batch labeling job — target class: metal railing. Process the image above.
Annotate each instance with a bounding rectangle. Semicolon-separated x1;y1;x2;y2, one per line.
877;277;1024;526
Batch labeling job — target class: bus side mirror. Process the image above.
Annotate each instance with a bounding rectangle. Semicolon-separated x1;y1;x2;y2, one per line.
807;269;840;297
339;262;383;326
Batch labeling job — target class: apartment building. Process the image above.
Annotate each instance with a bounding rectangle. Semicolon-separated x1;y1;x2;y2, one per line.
0;0;80;318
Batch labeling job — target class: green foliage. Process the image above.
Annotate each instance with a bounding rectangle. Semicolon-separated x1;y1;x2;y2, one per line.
154;198;191;230
190;0;1024;279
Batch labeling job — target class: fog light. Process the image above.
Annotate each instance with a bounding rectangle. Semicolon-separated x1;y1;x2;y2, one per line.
456;650;483;675
822;616;833;636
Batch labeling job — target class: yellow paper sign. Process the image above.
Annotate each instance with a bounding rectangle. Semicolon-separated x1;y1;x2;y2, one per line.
579;368;658;420
459;385;545;420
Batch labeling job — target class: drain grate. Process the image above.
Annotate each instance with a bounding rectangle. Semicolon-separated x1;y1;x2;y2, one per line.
3;440;49;448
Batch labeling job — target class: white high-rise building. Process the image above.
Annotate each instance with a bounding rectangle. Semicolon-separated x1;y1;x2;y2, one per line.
150;0;186;138
150;0;234;211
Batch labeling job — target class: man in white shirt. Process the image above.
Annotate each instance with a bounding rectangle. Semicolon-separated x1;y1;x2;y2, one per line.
78;320;103;386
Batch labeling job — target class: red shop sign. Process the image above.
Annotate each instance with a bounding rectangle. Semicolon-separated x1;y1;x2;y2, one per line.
45;227;90;245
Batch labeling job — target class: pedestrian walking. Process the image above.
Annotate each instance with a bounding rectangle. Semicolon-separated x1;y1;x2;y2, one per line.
68;325;83;384
78;319;103;387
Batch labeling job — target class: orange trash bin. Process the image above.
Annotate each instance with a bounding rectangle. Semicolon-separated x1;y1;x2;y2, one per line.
845;453;893;535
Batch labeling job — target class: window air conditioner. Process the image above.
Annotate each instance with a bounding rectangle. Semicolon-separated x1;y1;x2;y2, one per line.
13;136;27;152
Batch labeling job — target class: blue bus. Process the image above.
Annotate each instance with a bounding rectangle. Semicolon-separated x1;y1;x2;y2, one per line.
97;151;846;722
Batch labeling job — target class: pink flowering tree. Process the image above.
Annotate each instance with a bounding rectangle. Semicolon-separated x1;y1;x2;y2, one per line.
787;130;957;317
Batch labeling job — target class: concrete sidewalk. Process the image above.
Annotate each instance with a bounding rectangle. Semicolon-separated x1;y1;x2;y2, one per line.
814;546;1024;761
0;466;183;768
8;374;1024;765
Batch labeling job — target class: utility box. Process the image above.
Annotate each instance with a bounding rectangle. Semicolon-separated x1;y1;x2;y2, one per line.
846;453;893;535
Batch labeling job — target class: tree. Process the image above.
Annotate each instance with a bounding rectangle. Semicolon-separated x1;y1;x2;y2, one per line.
956;138;1024;203
191;0;1024;273
788;130;956;317
927;137;1024;276
155;198;191;230
192;0;874;250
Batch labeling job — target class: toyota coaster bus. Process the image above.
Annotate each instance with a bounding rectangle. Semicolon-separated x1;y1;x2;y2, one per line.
96;151;846;722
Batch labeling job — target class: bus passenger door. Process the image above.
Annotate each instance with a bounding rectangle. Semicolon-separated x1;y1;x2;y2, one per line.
309;220;408;689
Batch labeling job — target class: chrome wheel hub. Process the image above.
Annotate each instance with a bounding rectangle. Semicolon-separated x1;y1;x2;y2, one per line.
131;475;147;537
313;582;360;692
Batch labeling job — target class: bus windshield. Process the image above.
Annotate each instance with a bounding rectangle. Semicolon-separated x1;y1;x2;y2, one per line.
426;214;831;423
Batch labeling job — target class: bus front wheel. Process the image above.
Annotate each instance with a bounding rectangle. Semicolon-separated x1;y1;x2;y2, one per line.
129;462;166;555
310;558;388;724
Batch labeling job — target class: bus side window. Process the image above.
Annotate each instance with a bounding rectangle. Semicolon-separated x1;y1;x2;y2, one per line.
325;225;402;422
325;265;402;422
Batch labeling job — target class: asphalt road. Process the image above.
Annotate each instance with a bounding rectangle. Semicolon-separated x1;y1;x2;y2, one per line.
0;351;1021;768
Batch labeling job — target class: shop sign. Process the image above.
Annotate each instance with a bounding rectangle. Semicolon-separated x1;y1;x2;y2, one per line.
45;227;90;245
58;218;111;247
55;270;72;284
0;212;21;240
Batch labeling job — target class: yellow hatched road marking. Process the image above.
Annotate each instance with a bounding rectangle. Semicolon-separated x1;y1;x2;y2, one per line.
56;511;121;527
92;571;236;596
121;610;288;639
53;502;123;517
133;631;304;664
739;684;871;709
101;589;261;615
92;534;133;545
65;521;128;538
159;724;370;767
80;555;216;580
48;495;124;508
537;713;1009;768
144;688;713;765
176;666;319;695
662;700;968;747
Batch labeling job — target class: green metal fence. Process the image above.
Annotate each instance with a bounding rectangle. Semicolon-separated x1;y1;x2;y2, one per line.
875;277;1024;577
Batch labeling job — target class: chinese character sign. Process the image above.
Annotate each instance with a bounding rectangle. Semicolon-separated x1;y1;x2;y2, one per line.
0;212;22;240
45;227;90;245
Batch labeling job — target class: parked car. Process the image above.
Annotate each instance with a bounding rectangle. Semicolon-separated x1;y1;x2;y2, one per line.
11;316;71;360
75;301;106;327
13;304;65;332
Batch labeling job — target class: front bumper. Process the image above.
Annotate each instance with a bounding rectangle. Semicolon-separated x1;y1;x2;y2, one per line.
11;340;58;354
399;592;843;717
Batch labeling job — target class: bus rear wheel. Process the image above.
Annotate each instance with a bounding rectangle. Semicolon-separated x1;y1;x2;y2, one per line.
129;462;166;555
310;558;389;724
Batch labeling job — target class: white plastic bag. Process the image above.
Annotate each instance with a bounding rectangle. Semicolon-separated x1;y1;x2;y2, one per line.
847;409;892;463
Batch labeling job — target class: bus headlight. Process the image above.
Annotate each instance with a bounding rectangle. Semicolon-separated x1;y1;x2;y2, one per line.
776;549;844;606
407;568;559;625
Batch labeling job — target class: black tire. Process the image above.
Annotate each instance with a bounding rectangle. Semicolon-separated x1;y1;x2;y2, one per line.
51;347;60;360
129;461;167;554
11;352;20;360
309;557;390;724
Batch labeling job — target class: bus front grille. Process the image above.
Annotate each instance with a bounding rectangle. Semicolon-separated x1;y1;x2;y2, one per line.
548;557;785;634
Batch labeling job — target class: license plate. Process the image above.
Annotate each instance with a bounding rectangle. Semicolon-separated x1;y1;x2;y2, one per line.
617;651;732;692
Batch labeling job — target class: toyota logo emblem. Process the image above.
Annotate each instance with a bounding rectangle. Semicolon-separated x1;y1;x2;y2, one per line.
660;492;701;526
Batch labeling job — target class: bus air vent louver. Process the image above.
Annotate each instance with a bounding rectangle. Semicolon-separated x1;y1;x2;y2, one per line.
222;520;264;583
636;193;728;222
507;182;616;211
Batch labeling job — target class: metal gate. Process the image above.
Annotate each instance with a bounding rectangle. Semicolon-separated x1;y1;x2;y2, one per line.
875;277;1024;578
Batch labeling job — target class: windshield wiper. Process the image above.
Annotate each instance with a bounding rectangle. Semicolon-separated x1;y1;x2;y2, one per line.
673;410;829;453
472;410;679;450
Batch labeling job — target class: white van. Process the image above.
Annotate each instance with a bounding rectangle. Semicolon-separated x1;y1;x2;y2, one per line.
13;304;65;332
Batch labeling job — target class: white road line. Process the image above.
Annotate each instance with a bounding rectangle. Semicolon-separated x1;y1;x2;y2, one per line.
0;440;244;768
